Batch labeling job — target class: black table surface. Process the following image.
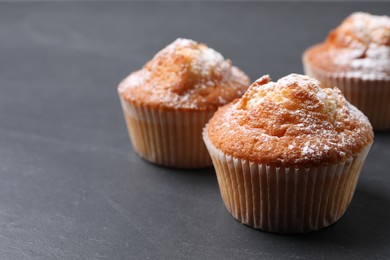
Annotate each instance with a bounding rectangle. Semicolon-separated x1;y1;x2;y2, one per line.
1;2;390;259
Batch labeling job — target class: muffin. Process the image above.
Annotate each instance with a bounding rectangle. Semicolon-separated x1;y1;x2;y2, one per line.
303;12;390;130
203;74;373;233
118;38;250;168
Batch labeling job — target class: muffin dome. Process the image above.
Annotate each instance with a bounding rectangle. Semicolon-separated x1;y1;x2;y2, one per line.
118;38;250;110
207;74;373;166
304;12;390;79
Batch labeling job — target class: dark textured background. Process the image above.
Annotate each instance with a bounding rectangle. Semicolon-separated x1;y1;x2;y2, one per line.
0;2;390;259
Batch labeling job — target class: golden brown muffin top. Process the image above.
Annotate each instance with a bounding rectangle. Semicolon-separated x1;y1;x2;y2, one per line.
118;38;250;110
207;74;373;166
304;12;390;79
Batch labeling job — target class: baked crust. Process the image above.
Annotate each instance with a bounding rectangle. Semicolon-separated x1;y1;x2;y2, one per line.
207;74;374;166
118;39;250;111
303;12;390;79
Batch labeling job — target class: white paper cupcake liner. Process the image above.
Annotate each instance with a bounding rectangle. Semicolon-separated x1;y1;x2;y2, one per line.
119;96;215;168
303;59;390;130
203;127;371;233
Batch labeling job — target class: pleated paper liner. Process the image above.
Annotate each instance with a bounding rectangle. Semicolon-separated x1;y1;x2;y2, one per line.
303;57;390;131
203;127;371;233
120;96;215;168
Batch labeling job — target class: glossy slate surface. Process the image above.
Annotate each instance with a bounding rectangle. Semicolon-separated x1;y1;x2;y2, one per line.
0;2;389;259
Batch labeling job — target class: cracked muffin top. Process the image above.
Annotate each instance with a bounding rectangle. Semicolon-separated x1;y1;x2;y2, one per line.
206;74;373;166
118;38;250;111
303;12;390;79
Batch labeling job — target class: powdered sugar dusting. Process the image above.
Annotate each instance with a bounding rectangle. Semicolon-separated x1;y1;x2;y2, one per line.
119;38;250;109
345;12;390;46
207;74;374;166
164;38;225;77
325;12;390;78
190;46;224;76
301;141;315;156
